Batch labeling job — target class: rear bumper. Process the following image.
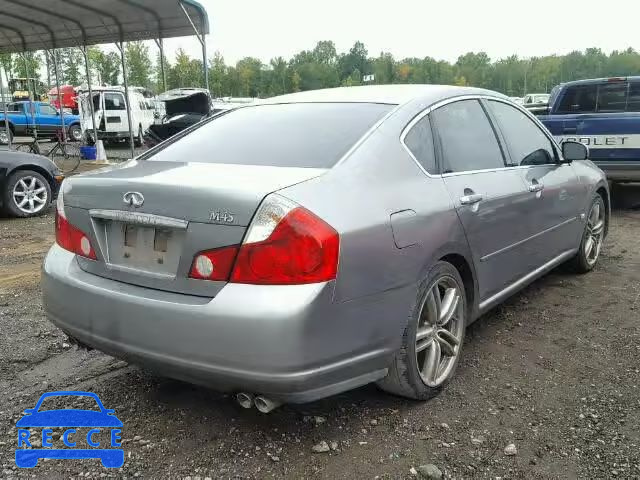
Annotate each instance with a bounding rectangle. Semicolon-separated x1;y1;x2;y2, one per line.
594;161;640;182
42;245;400;403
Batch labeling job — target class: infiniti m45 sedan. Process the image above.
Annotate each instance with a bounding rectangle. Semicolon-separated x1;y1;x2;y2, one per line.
42;85;609;406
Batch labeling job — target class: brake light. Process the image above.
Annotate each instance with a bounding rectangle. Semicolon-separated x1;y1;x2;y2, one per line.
188;245;239;281
55;189;96;260
229;195;339;285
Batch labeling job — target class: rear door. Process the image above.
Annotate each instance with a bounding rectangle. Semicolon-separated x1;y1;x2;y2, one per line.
103;91;128;134
433;99;533;301
485;99;585;264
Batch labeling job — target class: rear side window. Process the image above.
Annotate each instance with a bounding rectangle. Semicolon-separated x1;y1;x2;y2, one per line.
488;101;556;166
627;83;640;111
431;100;504;173
104;93;125;110
149;103;393;168
403;115;437;174
597;83;627;112
558;82;633;113
557;85;597;113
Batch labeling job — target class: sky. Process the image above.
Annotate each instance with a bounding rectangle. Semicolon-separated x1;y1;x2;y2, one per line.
162;0;640;65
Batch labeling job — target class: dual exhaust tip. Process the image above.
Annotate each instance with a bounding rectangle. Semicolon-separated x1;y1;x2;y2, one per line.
236;392;281;413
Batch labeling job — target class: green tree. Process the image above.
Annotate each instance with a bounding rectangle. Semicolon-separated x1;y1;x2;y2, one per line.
339;41;370;81
59;48;83;85
14;52;42;80
125;41;153;88
168;48;204;88
88;47;120;86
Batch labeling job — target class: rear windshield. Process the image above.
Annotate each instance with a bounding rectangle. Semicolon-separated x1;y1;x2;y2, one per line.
148;102;393;168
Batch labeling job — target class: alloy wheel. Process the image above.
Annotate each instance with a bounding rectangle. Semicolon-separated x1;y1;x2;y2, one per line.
415;276;465;387
12;176;48;215
584;199;605;266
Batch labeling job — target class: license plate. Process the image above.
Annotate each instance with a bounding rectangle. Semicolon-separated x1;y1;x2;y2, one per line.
105;221;184;275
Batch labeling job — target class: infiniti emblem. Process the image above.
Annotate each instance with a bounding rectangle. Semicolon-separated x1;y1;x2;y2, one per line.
123;191;144;208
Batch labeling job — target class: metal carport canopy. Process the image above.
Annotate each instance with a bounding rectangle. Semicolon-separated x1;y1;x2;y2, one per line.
0;0;208;52
0;0;209;160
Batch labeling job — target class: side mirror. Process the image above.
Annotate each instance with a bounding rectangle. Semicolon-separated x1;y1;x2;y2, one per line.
561;141;588;162
23;408;35;415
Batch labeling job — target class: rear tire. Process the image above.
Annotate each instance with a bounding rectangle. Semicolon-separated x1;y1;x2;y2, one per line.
567;193;606;273
68;124;82;142
377;261;467;400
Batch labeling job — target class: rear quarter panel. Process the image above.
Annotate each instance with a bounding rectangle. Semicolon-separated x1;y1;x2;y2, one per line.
279;100;477;341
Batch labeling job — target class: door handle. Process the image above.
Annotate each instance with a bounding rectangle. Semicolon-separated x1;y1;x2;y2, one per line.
528;182;544;193
460;193;483;205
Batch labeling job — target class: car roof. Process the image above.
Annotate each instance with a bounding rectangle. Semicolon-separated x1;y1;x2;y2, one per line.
560;76;640;87
261;84;505;106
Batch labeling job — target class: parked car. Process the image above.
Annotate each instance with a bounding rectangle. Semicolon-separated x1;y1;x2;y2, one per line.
0;101;82;144
144;88;213;147
0;148;62;217
42;85;609;409
523;93;550;106
537;76;640;182
78;86;154;146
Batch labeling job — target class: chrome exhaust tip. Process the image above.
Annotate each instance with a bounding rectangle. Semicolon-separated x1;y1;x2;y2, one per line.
236;392;254;409
254;395;282;414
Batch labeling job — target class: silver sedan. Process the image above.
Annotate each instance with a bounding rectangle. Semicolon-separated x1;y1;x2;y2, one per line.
42;85;609;411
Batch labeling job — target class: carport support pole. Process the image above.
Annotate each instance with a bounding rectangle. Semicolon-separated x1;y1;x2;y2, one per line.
201;33;209;92
45;50;51;90
155;38;166;92
22;54;37;141
0;70;11;148
117;42;135;159
81;46;98;144
52;50;67;143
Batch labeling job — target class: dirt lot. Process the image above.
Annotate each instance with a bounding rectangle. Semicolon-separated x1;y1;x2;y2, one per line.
0;186;639;479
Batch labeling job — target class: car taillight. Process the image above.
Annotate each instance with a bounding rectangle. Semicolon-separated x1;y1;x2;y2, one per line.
55;188;96;260
188;245;239;281
230;194;339;285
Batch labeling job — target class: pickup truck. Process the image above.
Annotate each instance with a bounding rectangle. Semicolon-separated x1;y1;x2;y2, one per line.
0;101;82;145
537;77;640;182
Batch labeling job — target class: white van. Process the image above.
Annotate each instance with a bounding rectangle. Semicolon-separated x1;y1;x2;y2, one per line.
79;86;154;145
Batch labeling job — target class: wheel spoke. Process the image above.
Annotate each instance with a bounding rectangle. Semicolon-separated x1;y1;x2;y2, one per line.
33;196;46;204
584;236;594;258
437;328;460;357
13;190;26;197
589;202;600;226
28;198;34;210
18;179;28;190
416;337;433;354
424;288;438;326
33;186;46;194
439;288;459;326
416;325;434;342
18;197;28;207
591;219;604;235
422;340;442;385
28;177;36;189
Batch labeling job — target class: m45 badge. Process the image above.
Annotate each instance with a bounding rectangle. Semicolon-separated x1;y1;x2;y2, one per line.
209;209;235;224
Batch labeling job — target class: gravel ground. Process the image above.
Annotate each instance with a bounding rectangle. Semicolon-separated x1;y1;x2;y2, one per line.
0;185;639;479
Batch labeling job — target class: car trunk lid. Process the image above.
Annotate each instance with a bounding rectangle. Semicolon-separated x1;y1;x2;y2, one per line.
63;160;325;296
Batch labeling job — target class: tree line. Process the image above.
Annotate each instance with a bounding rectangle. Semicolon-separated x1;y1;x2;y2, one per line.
1;41;639;98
